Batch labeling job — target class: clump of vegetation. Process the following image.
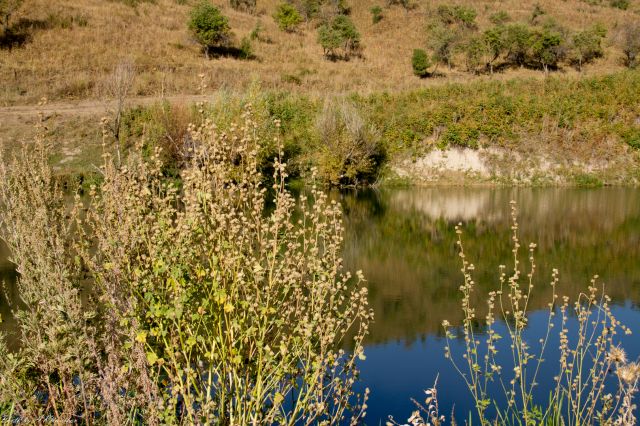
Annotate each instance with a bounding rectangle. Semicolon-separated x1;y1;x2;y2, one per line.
229;0;256;13
412;48;432;77
188;1;232;58
619;22;640;68
370;5;383;24
317;14;361;60
0;108;372;423
315;99;383;185
571;24;606;70
609;0;630;9
0;0;23;33
273;2;303;32
489;10;510;26
440;204;637;424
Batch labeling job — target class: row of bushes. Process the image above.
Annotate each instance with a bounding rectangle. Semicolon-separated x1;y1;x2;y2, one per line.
116;71;640;186
413;4;640;77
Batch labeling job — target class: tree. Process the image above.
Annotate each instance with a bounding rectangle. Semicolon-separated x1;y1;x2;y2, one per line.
503;24;532;67
317;14;360;59
188;2;231;58
436;5;477;29
273;3;302;32
483;25;506;73
530;27;563;73
0;0;23;33
619;22;640;68
571;25;606;70
464;36;486;74
426;22;458;69
229;0;256;13
412;48;432;77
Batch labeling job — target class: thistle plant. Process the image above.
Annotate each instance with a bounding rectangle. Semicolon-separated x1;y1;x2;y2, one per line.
442;201;638;425
0;106;372;424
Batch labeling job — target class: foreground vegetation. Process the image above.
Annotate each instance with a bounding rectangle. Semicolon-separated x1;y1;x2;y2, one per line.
0;110;372;423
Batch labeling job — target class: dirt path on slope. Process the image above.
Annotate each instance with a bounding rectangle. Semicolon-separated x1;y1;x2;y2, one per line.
0;94;212;119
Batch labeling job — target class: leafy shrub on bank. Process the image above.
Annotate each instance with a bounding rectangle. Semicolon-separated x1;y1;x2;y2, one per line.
412;48;432;77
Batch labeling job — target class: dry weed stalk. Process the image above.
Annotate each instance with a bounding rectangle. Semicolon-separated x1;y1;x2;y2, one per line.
442;201;638;425
0;105;372;424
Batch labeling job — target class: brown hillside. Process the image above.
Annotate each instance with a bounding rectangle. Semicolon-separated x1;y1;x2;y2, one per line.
0;0;638;105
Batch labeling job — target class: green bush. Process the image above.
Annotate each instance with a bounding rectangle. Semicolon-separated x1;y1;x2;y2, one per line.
238;36;254;59
571;25;606;70
436;4;477;29
317;15;360;59
530;27;564;72
273;2;302;32
412;48;431;77
609;0;629;9
188;2;231;57
370;5;383;24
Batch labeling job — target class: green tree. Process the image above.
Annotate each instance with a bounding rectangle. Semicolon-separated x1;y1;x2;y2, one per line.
188;2;231;58
426;22;458;69
0;0;23;33
273;2;302;32
318;14;360;59
530;27;564;73
412;48;432;77
464;35;486;74
483;25;506;73
503;23;532;66
571;25;606;70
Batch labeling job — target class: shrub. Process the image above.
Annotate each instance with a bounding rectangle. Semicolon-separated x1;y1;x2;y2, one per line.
412;48;432;77
315;99;383;185
317;14;360;59
188;1;232;57
229;0;256;13
530;2;546;24
610;0;629;9
571;25;606;70
464;35;486;74
273;2;302;32
238;36;254;59
387;0;412;11
0;107;373;423
0;0;23;33
620;22;640;68
436;4;477;29
489;10;510;26
371;5;383;24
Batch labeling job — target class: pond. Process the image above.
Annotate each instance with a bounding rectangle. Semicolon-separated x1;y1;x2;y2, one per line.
341;187;640;424
1;187;639;423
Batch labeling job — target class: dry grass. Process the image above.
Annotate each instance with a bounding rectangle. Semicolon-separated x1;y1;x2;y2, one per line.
0;0;638;105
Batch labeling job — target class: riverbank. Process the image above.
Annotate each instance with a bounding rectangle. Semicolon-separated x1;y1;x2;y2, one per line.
2;70;639;187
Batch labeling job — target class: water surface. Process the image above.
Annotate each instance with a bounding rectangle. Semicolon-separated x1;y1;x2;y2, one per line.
341;187;640;423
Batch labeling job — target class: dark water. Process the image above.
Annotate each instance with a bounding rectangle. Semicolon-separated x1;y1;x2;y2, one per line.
2;187;640;423
341;187;640;424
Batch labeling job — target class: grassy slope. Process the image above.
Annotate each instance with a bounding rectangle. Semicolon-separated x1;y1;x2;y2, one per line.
1;0;639;105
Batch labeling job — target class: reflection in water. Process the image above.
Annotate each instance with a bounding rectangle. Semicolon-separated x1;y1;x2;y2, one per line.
341;188;640;423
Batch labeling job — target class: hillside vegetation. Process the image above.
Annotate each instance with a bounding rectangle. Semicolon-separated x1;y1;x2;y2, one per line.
1;0;639;105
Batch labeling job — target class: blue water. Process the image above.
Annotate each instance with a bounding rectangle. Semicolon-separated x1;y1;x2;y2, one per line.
340;188;640;424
